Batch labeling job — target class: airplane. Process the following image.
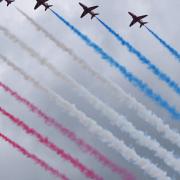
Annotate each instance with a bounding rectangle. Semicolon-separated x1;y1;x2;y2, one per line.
0;0;15;6
34;0;53;11
79;2;99;19
128;12;148;28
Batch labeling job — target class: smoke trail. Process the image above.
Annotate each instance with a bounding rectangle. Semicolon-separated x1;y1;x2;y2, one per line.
62;74;180;172
0;82;135;180
15;7;102;84
145;26;180;62
0;26;43;63
0;107;103;180
64;53;180;150
49;9;180;119
0;20;179;120
15;7;76;58
5;26;178;173
0;132;68;180
96;18;180;95
54;45;180;149
0;55;171;180
66;59;180;151
0;19;178;172
14;8;180;149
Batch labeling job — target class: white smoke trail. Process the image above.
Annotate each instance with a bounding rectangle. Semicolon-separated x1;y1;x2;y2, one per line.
1;25;179;173
71;56;180;148
0;54;171;180
49;69;180;173
14;8;180;149
15;7;80;61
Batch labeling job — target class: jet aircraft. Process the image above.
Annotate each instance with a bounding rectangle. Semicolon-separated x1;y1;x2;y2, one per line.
0;0;15;6
79;2;99;19
34;0;52;11
128;12;148;28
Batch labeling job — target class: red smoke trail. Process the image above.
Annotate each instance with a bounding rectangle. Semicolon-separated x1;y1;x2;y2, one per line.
0;107;103;180
0;132;68;180
0;82;135;180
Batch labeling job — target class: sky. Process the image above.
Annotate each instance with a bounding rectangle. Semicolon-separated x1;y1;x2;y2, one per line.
0;0;180;179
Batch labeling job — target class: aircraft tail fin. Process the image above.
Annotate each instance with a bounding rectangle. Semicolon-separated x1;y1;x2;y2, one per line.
91;13;99;19
140;22;148;28
45;4;53;11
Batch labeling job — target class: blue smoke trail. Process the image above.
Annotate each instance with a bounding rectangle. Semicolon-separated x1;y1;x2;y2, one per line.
96;18;180;95
145;27;180;62
50;9;180;119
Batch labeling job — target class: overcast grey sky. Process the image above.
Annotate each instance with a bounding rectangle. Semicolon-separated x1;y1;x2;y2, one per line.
0;0;180;180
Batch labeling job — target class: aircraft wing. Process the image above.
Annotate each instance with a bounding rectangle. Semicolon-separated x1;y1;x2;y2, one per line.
129;19;137;27
34;2;41;9
88;6;99;11
138;15;148;20
80;11;88;18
